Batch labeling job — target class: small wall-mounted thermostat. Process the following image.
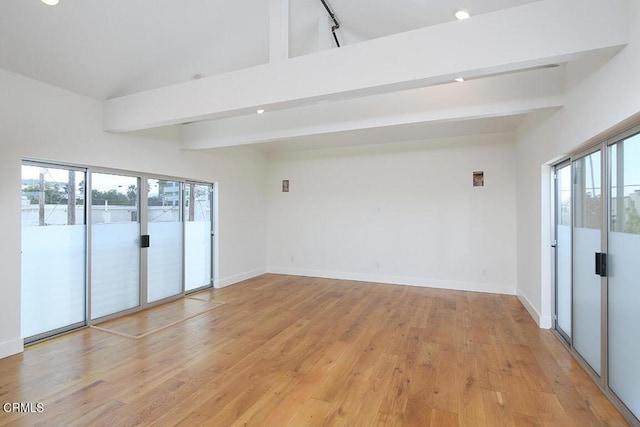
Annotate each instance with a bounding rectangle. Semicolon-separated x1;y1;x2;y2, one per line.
282;180;290;192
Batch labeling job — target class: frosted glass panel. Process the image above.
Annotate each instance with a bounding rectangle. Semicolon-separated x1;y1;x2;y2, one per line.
147;222;182;302
572;151;602;376
572;227;601;374
147;194;183;303
608;232;640;418
185;221;212;291
21;225;86;337
90;173;140;319
91;223;140;318
185;183;212;292
21;164;86;340
608;134;640;419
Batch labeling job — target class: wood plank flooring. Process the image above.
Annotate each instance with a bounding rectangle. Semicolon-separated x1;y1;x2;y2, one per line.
0;274;629;426
92;297;225;339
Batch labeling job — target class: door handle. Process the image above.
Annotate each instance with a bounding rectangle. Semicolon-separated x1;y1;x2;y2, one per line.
595;252;607;277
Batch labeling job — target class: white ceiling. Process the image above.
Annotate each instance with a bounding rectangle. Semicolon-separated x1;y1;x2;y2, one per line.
0;0;537;100
1;0;624;153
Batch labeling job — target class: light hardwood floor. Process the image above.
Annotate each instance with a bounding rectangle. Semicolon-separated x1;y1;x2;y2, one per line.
0;274;629;426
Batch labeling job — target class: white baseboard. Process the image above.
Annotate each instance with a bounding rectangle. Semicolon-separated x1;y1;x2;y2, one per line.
215;268;267;288
517;290;552;329
0;337;23;360
268;266;516;295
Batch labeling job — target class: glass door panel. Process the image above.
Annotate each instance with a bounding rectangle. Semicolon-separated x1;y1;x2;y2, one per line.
90;173;140;319
147;179;183;303
555;163;572;339
185;183;213;292
608;133;640;419
21;164;86;341
572;151;602;375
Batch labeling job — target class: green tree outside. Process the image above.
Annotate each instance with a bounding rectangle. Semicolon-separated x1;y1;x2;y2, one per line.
22;183;66;205
624;209;640;234
91;189;131;206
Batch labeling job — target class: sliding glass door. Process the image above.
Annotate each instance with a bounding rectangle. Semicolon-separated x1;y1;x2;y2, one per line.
90;173;141;319
91;175;189;318
147;179;183;303
553;125;640;424
572;150;603;376
21;163;86;342
22;163;216;340
184;183;214;292
607;132;640;420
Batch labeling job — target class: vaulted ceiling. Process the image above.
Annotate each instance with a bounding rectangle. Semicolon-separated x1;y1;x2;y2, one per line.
0;0;630;151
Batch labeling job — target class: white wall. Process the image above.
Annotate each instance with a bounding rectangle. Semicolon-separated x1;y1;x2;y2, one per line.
267;134;517;294
515;1;640;327
0;69;268;358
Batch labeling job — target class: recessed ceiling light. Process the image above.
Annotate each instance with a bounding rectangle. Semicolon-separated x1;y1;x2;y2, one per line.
455;10;470;20
455;77;465;83
257;109;265;114
41;0;59;5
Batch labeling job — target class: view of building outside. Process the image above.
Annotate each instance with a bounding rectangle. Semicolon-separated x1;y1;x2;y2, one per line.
555;136;640;235
21;170;211;227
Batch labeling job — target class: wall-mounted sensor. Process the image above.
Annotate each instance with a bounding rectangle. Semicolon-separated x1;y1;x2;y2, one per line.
282;180;289;192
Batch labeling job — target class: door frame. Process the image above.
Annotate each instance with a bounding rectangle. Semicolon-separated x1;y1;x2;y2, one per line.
182;180;218;295
552;159;571;344
184;181;216;294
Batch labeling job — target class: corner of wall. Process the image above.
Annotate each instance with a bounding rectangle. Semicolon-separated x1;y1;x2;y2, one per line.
215;268;267;288
0;338;24;360
517;289;552;329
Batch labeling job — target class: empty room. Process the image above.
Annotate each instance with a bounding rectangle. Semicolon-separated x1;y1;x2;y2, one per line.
1;0;639;425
